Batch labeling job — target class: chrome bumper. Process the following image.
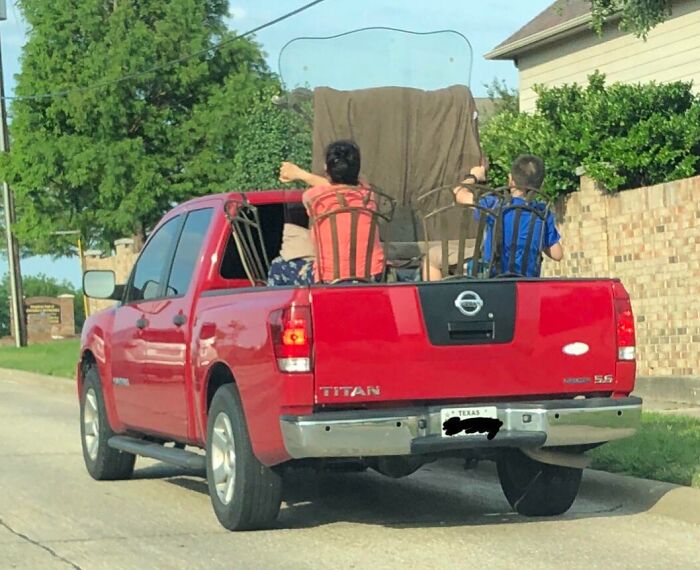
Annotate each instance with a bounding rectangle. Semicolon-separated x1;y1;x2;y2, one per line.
280;397;642;458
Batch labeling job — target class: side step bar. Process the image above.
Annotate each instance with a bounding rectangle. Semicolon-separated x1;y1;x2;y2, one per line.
108;436;206;470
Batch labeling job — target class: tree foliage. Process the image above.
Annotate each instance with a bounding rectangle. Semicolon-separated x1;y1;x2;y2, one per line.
229;86;313;191
1;0;275;255
588;0;673;38
484;78;519;119
0;272;84;337
481;73;700;198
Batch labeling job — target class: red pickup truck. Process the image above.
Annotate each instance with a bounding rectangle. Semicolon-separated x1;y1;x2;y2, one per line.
78;188;642;531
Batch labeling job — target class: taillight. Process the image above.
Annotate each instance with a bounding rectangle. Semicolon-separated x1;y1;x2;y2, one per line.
612;282;635;361
270;305;313;373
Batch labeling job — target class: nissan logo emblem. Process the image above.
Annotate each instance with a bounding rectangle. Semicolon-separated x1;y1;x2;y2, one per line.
454;290;484;317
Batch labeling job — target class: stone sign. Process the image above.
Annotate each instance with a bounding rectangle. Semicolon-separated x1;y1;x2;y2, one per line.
26;302;62;324
8;295;76;343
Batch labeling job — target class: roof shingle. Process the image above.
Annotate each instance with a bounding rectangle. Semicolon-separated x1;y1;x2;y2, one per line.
493;0;591;51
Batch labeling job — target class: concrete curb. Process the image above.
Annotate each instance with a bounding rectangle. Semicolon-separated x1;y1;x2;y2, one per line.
581;468;700;526
633;376;700;406
0;367;75;395
434;458;700;526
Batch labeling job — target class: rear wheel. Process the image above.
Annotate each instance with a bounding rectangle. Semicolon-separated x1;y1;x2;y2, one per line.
206;384;282;531
496;450;582;516
80;366;136;480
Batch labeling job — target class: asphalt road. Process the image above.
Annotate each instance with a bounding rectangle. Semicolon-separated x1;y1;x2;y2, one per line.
1;371;699;570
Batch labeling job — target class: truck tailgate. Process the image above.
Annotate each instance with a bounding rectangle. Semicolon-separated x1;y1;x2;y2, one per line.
310;280;632;404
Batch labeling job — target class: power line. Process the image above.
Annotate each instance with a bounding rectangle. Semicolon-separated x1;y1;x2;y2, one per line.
1;0;328;102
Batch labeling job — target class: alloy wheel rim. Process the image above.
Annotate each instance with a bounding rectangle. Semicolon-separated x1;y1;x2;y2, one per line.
211;412;236;505
83;388;100;461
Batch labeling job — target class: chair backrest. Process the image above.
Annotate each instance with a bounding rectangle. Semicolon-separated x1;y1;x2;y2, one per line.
416;183;508;279
493;187;553;278
223;197;270;286
306;185;396;283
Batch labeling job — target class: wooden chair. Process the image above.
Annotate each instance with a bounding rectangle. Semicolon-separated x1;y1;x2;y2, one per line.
306;185;396;284
416;182;509;280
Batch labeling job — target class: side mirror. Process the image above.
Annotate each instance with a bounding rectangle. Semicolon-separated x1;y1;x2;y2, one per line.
83;270;123;300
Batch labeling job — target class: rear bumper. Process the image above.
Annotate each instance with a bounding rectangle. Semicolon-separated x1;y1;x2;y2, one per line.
279;397;642;458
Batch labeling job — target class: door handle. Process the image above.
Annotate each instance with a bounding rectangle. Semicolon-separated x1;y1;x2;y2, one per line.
135;317;149;330
447;321;494;341
173;313;187;327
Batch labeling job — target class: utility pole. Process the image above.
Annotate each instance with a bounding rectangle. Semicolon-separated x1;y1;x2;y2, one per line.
0;1;28;347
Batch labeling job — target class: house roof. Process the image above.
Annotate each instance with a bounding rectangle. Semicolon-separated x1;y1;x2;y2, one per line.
474;97;498;121
485;0;594;60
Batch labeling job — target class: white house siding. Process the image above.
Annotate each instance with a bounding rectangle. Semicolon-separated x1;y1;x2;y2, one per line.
517;0;700;112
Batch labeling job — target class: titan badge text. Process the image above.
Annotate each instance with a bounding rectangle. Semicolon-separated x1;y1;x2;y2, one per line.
319;386;381;398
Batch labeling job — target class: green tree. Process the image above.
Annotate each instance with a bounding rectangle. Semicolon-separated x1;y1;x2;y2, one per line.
1;0;274;255
484;78;519;118
229;86;313;191
0;272;84;337
587;0;673;38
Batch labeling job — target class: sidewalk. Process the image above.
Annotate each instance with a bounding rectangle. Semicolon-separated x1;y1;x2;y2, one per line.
633;376;700;406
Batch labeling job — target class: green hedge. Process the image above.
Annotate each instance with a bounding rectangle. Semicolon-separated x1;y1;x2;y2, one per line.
481;72;700;199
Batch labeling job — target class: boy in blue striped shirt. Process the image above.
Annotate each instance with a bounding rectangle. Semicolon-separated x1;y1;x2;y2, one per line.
449;155;563;278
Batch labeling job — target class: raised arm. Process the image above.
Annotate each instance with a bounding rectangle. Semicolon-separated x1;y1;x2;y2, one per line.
279;162;328;187
453;165;487;205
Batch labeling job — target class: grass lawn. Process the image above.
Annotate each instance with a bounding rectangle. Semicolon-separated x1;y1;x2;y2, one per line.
0;338;80;379
590;411;700;488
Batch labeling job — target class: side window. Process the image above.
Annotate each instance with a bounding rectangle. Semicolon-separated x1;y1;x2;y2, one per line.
166;208;214;297
220;203;285;280
126;217;181;303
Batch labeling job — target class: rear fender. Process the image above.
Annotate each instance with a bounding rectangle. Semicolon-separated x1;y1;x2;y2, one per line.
193;288;314;465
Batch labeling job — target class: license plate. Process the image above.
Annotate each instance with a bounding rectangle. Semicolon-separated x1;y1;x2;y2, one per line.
440;406;499;438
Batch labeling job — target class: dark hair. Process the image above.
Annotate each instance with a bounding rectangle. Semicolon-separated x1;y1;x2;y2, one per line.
325;140;361;185
511;154;545;190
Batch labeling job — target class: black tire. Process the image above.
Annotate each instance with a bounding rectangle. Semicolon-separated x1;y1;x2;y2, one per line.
496;450;582;516
206;384;282;531
80;366;136;480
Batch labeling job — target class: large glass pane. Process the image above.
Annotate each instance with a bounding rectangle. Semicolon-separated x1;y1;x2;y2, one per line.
278;27;473;91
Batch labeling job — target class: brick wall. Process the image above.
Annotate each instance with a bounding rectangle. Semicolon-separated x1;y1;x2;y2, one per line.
543;175;700;377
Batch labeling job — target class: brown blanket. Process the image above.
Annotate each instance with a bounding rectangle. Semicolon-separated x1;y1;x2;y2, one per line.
311;85;483;207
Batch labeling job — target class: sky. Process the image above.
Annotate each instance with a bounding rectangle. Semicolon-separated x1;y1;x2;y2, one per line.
0;0;553;287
